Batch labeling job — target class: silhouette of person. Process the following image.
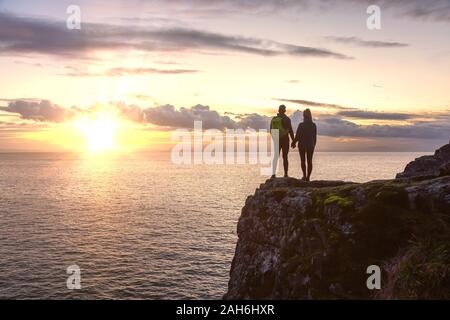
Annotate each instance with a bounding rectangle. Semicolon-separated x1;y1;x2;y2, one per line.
292;109;317;181
270;105;295;178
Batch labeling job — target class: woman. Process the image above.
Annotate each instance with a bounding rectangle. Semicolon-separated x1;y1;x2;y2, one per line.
292;109;317;181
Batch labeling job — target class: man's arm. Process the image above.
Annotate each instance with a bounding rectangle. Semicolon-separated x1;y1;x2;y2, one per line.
292;123;301;148
286;117;295;141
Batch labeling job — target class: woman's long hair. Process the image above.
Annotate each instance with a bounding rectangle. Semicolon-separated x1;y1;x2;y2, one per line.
303;108;313;123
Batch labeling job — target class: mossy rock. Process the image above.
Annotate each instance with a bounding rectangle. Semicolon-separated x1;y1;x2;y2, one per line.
351;202;419;260
392;240;450;299
324;194;353;208
285;255;305;274
328;231;341;246
249;269;276;299
257;208;270;220
374;185;409;207
269;187;289;202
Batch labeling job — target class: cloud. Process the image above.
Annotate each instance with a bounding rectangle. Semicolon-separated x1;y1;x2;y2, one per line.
379;0;450;22
154;60;188;65
234;113;271;130
0;97;43;103
275;98;352;110
128;94;157;103
2;99;449;141
64;67;200;77
137;0;450;22
126;103;273;130
0;100;77;123
326;36;409;48
127;28;351;59
143;104;238;129
0;12;351;60
0;99;271;130
289;108;450;140
145;104;272;130
314;115;450;139
337;110;414;120
338;0;450;22
114;102;147;123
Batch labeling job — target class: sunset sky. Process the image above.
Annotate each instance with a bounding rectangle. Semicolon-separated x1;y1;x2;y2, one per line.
0;0;449;152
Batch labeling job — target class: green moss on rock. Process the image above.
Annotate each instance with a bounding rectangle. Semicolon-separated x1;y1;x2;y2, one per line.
324;194;353;208
374;185;409;207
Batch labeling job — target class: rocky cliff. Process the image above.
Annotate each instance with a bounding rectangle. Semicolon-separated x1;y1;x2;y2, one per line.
225;144;450;299
396;143;450;179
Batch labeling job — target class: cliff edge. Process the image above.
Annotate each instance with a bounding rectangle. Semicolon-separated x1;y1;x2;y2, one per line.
225;144;450;299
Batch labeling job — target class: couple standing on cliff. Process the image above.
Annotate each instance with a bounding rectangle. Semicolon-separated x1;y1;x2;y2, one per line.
271;104;317;181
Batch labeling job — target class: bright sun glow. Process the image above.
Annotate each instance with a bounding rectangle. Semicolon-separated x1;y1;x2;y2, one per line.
22;107;169;153
76;113;119;153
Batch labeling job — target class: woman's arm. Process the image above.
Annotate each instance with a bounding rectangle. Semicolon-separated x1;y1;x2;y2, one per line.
294;123;302;143
313;123;317;147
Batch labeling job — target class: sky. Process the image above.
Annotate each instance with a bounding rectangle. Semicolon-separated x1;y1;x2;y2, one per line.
0;0;449;152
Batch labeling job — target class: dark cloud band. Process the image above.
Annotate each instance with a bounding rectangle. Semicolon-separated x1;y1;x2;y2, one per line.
275;98;351;110
1;99;449;140
0;12;351;60
326;37;409;48
337;110;414;120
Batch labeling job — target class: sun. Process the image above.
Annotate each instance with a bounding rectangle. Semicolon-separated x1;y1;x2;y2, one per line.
76;113;119;153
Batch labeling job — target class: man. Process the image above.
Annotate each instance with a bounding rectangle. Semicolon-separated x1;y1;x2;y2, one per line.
270;105;295;178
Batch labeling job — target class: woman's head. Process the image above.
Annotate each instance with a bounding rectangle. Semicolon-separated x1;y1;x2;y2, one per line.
303;109;313;123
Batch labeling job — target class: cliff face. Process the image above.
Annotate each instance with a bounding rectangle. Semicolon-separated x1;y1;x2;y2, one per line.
225;144;450;300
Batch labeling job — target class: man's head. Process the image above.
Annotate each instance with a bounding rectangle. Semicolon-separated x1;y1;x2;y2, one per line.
278;104;286;115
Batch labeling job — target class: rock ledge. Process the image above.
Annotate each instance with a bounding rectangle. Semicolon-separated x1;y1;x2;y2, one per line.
225;145;450;299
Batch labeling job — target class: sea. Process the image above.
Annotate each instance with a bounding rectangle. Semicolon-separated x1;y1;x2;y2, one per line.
0;152;426;299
